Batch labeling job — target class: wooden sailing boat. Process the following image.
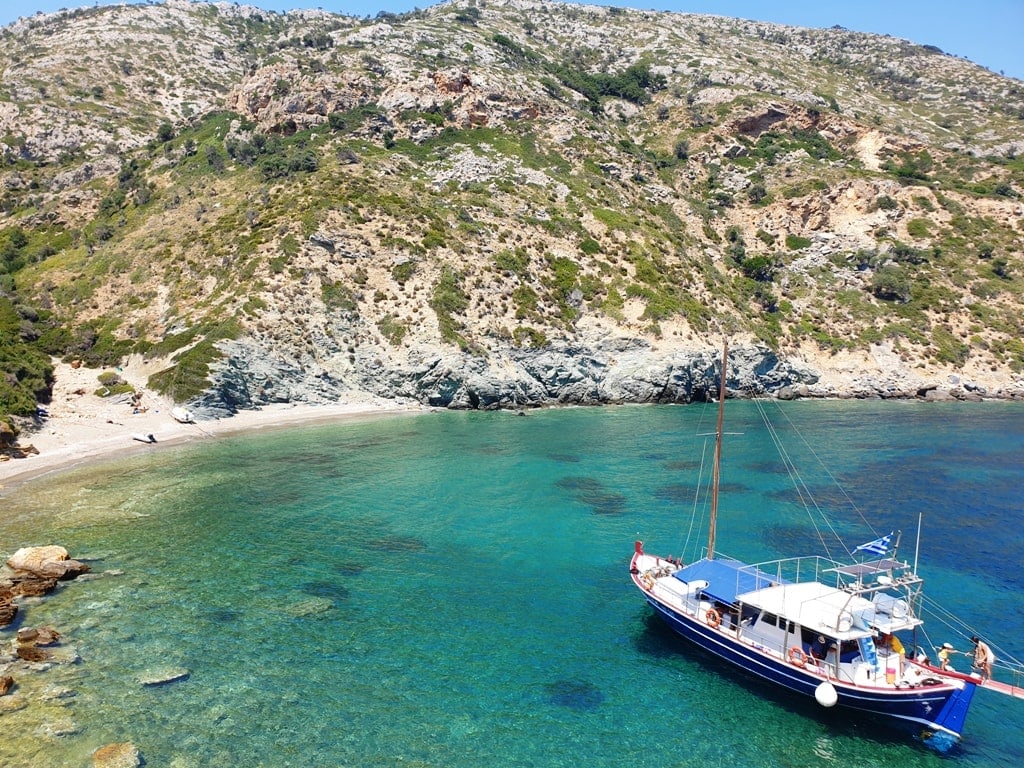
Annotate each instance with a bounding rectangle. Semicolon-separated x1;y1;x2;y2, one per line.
629;342;1023;750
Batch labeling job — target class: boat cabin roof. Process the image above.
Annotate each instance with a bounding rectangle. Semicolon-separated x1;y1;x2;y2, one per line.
673;557;921;637
673;558;789;607
737;581;875;639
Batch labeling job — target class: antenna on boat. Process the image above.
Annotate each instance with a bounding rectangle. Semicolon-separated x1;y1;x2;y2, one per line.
707;340;727;560
913;512;922;576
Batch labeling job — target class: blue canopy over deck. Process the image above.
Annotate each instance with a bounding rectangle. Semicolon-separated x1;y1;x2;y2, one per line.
673;558;790;606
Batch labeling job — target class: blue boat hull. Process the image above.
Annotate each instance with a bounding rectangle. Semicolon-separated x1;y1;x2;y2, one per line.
646;596;976;750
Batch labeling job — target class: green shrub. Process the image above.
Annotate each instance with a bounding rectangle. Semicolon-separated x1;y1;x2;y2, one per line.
906;218;931;238
95;382;134;398
494;247;530;275
785;234;812;250
377;314;407;345
890;241;930;264
550;256;580;289
747;183;769;204
870;265;911;302
547;60;665;107
72;324;136;368
0;298;54;418
740;255;776;282
881;150;933;183
97;370;123;386
430;266;469;345
513;284;538;318
392;261;416;284
327;105;381;133
513;326;547;348
601;286;625;320
323;280;357;312
156;122;174;143
148;341;221;403
145;319;240;402
932;327;969;365
641;289;682;321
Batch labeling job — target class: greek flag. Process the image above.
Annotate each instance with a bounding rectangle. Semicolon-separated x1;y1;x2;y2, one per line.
854;533;892;556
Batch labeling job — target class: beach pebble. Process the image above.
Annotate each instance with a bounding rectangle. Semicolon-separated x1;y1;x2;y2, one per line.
93;742;142;768
139;667;190;686
36;716;79;737
0;597;15;626
16;645;51;663
16;627;38;643
17;626;61;646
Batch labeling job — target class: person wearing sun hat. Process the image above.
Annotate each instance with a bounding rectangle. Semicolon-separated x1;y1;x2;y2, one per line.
938;642;957;671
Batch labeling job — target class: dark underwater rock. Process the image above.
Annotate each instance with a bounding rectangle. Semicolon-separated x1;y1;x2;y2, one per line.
544;679;605;711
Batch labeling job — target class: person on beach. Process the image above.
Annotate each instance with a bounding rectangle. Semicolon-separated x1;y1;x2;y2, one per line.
970;636;995;680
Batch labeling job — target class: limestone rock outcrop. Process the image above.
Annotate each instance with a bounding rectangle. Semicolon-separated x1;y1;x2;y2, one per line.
2;546;91;628
190;337;824;417
6;546;90;581
92;742;142;768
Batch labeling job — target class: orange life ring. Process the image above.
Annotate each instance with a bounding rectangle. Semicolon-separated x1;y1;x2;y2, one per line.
788;646;809;668
705;608;721;628
640;572;655;590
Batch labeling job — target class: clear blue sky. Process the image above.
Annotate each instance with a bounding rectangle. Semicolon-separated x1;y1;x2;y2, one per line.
2;1;1021;81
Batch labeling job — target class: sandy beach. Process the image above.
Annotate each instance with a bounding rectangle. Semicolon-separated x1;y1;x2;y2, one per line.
0;359;425;491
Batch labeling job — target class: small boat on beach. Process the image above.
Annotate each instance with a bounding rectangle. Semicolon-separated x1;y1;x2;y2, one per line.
171;407;194;424
629;342;1023;751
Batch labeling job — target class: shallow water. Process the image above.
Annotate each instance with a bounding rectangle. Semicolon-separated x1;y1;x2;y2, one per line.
1;401;1023;767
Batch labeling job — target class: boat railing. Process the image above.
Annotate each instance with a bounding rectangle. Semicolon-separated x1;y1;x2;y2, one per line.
992;659;1024;696
739;555;849;591
739;554;923;597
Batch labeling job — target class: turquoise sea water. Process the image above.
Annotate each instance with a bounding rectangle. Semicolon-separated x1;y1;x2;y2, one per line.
1;401;1023;767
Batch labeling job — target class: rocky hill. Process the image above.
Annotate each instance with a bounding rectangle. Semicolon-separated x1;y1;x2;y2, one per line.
2;0;1023;421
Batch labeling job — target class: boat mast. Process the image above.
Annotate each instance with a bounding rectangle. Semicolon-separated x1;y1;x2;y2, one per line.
708;341;727;560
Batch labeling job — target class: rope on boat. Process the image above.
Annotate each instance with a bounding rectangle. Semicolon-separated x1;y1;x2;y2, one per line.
919;593;1024;683
751;397;844;561
751;396;885;563
678;436;712;563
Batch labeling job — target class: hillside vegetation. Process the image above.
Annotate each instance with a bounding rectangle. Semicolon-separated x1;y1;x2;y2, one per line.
1;0;1023;420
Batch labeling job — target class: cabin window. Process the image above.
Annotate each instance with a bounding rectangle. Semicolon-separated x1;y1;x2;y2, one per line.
803;633;834;659
839;640;860;663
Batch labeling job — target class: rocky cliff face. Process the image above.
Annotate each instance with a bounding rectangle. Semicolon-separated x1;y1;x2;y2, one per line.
195;335;821;415
1;1;1023;418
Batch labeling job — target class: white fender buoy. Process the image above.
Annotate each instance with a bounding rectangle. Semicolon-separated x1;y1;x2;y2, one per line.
815;681;838;708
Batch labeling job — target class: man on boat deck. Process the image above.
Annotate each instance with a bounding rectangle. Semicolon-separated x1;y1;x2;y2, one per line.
971;636;995;680
881;633;905;656
810;635;832;660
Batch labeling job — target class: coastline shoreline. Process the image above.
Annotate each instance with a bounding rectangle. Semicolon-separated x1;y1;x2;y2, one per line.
4;350;1023;493
0;399;427;492
0;360;428;492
